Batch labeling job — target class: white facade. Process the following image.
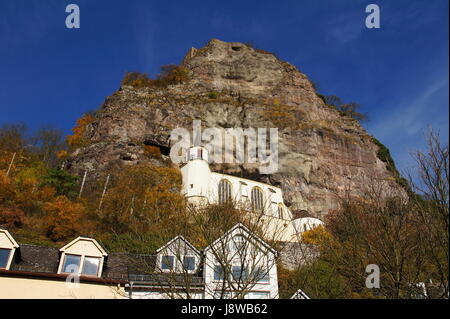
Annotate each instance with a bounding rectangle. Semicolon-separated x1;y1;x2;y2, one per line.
126;224;279;299
203;224;279;299
181;147;322;242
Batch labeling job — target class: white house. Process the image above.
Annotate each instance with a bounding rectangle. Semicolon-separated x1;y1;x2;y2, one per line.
126;223;279;299
1;225;279;299
180;146;323;242
203;223;279;299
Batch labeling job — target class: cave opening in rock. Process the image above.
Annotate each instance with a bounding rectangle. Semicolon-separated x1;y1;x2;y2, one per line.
143;140;170;156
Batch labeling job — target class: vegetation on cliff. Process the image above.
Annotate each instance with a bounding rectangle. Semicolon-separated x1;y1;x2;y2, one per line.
0;119;447;298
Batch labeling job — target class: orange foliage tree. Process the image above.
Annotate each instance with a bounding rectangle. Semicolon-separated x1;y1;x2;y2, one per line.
44;196;84;242
0;206;25;229
98;163;185;235
66;114;94;149
0;170;15;205
143;145;162;158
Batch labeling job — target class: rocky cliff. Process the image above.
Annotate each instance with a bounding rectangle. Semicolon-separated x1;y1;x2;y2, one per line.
67;39;400;218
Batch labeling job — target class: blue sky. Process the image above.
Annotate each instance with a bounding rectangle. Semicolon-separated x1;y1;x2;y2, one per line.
0;0;448;175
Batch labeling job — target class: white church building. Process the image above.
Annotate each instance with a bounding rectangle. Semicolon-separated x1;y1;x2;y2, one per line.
180;147;323;243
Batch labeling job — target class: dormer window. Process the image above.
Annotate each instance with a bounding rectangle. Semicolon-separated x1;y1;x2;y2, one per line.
156;236;201;274
61;254;81;273
58;236;107;277
82;256;101;275
0;248;11;269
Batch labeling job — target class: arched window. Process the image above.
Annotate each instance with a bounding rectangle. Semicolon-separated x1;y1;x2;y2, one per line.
218;179;232;204
251;187;264;211
277;204;284;219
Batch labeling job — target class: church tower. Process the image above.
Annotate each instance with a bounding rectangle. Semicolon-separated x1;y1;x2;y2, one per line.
180;146;212;204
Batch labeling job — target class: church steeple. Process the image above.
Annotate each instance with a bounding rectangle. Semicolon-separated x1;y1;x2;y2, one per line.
185;146;209;162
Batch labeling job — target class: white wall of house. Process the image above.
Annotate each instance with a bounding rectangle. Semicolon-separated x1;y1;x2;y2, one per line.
127;291;204;299
203;224;279;299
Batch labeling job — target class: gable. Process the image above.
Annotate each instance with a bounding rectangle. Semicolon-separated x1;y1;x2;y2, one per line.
0;229;19;249
157;236;200;257
205;223;277;257
60;237;107;257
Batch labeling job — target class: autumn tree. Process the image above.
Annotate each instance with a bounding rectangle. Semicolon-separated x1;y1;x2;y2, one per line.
40;168;78;198
66;114;95;149
31;126;65;168
44;195;84;242
408;129;449;298
324;95;368;122
109;196;286;299
0;206;25;229
98;163;185;235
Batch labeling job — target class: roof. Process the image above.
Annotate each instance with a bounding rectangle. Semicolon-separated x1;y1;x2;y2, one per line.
155;235;201;255
204;223;277;256
211;171;283;192
2;243;204;286
60;236;108;256
10;244;60;273
291;289;310;299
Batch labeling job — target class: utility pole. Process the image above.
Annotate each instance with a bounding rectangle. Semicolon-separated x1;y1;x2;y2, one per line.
78;170;88;199
6;152;16;177
130;196;135;216
98;174;110;210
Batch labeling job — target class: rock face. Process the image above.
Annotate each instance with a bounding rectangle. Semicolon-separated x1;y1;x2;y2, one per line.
67;39;399;218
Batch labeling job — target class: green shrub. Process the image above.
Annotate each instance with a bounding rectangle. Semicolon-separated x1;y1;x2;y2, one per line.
40;169;78;198
372;137;396;171
316;93;327;104
209;91;219;99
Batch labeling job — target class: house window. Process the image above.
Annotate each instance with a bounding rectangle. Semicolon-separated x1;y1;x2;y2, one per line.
214;265;224;281
247;292;270;299
254;266;269;283
161;255;175;270
0;248;11;269
218;179;232;204
232;266;248;281
251;187;264;211
183;256;196;271
214;291;232;299
81;257;101;276
62;254;81;273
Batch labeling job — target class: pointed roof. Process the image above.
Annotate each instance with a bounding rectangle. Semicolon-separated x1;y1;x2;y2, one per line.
156;235;201;256
59;236;108;256
0;228;19;249
204;223;277;256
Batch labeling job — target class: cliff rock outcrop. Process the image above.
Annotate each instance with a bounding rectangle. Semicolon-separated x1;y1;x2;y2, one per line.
67;39;400;218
